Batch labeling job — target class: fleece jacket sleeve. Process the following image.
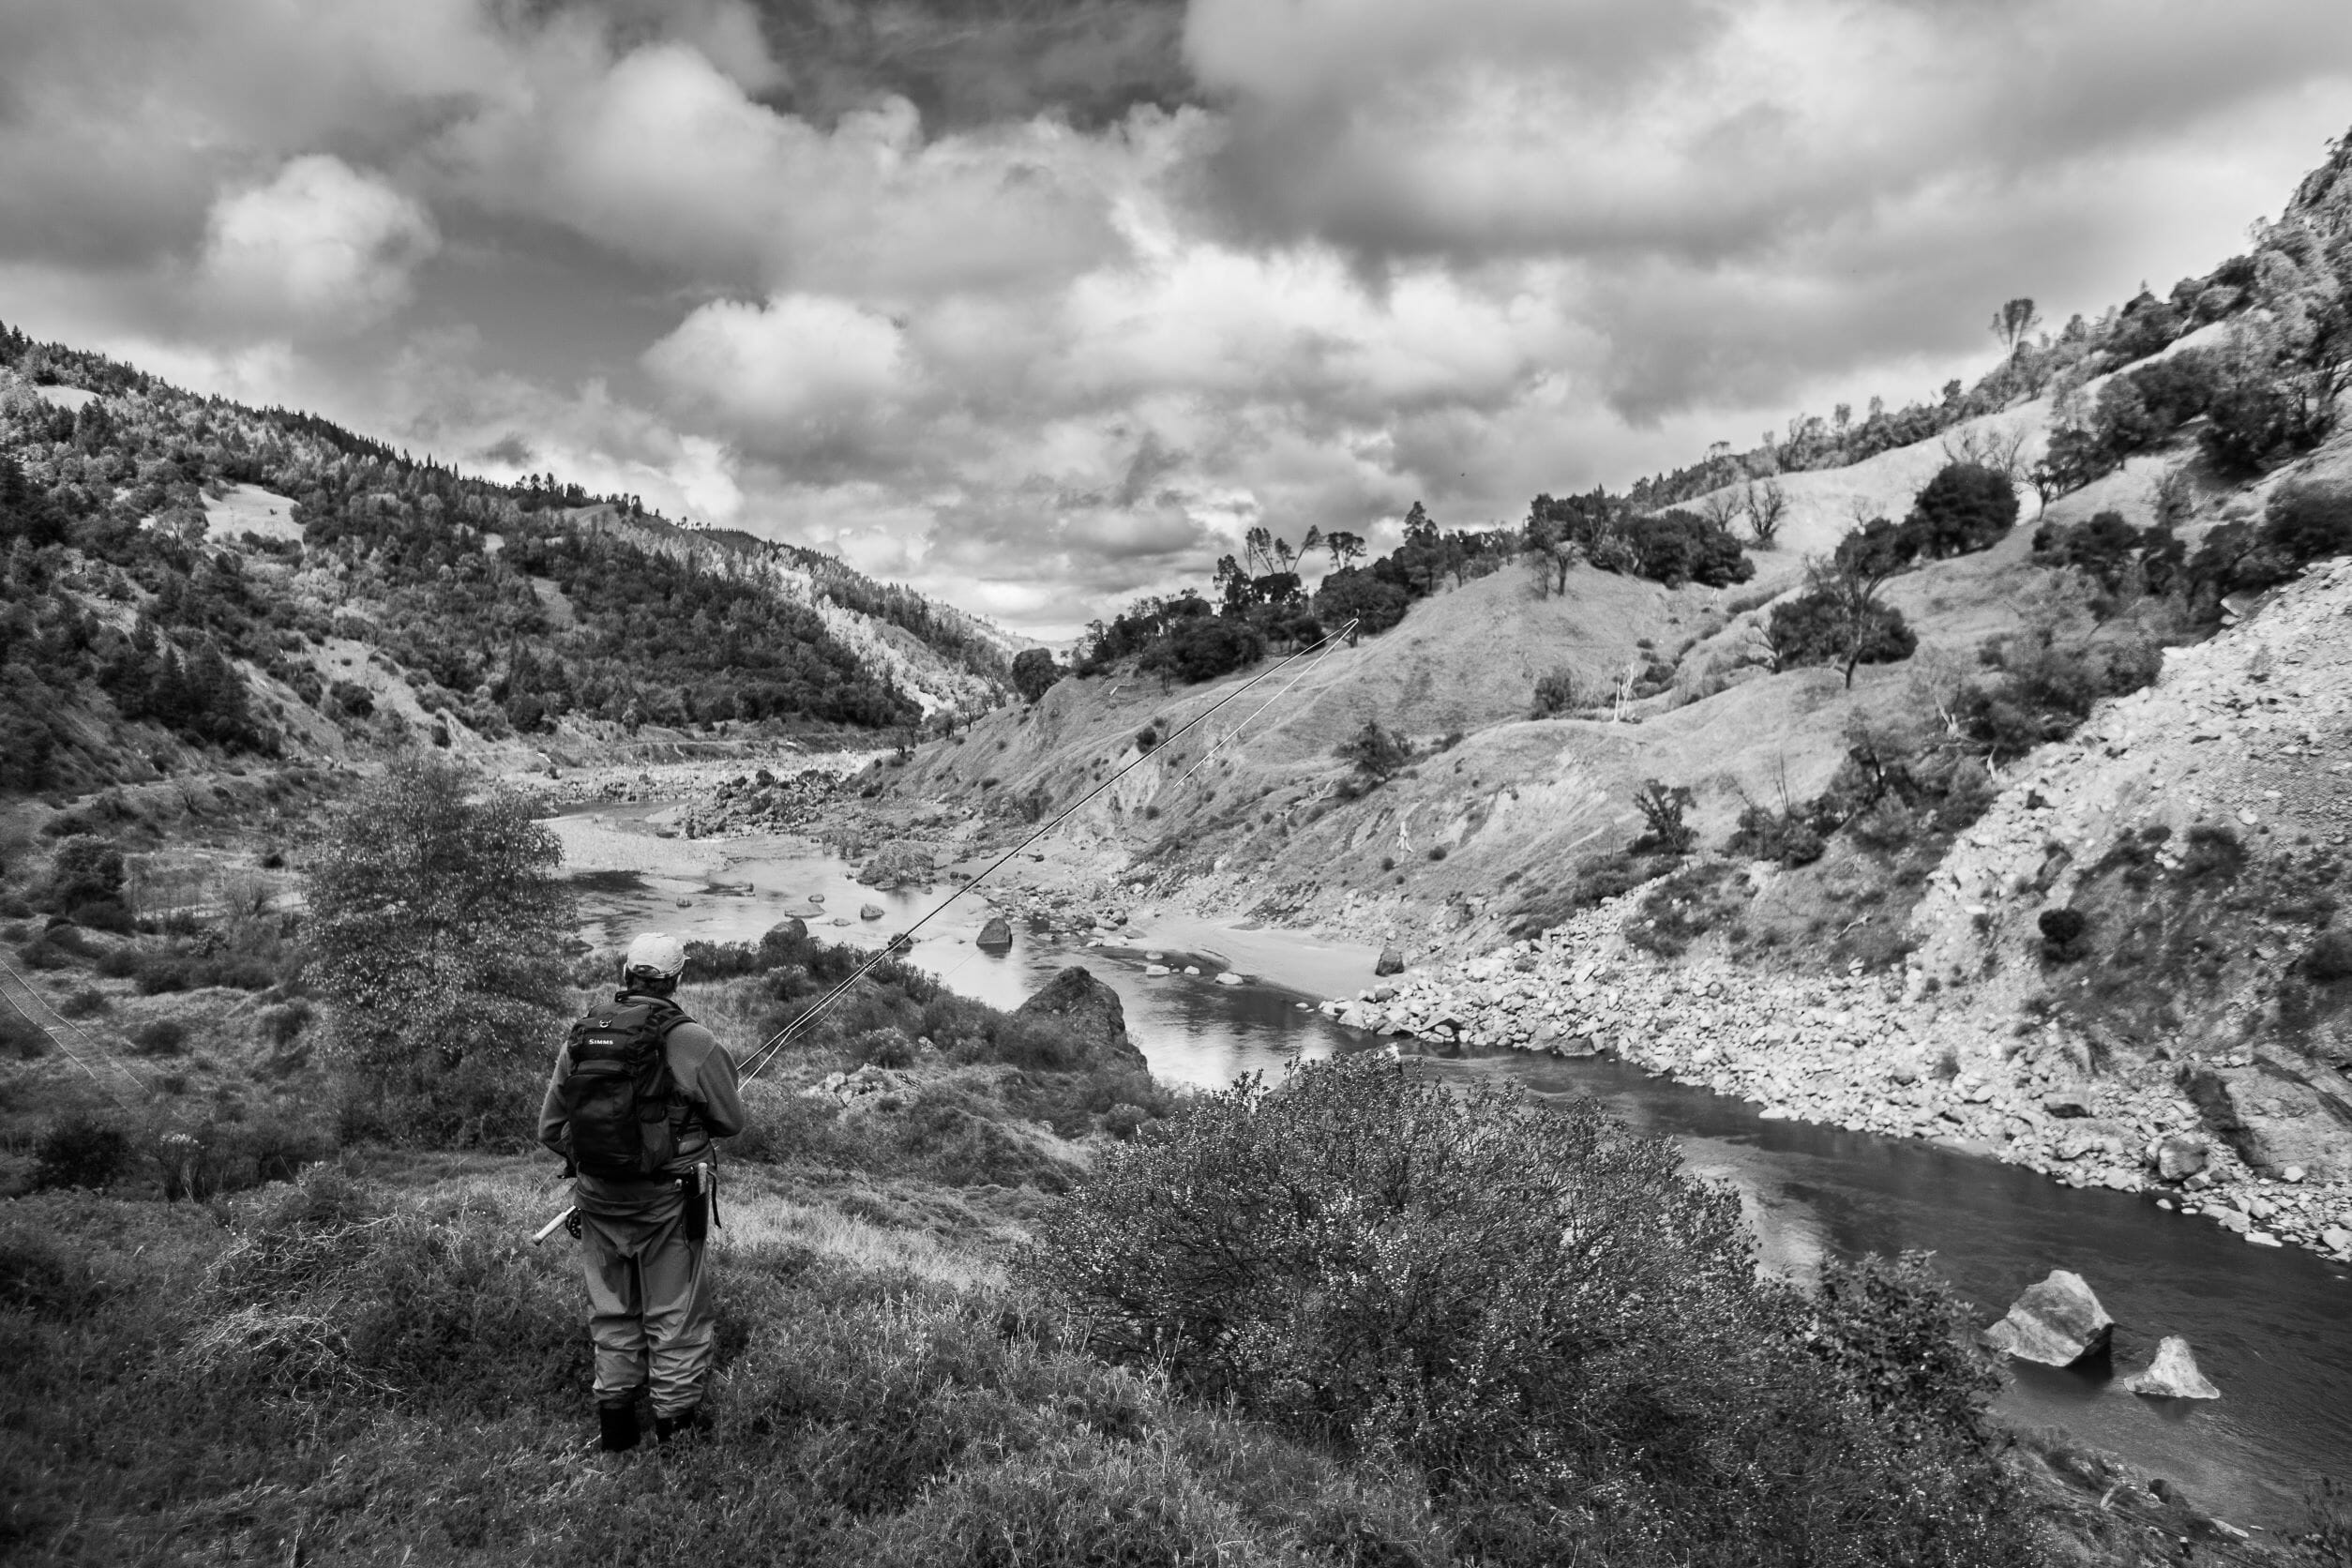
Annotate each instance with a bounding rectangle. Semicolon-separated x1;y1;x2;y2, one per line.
671;1021;747;1140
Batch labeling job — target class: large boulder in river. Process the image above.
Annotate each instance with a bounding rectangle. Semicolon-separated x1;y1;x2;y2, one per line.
1013;966;1149;1074
2118;1336;2221;1400
2185;1064;2352;1181
1979;1270;2114;1366
975;915;1013;951
1374;943;1407;976
859;903;884;921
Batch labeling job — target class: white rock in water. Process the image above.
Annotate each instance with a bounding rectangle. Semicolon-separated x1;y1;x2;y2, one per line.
2119;1336;2221;1400
1184;965;1201;976
1144;963;1171;976
1979;1270;2114;1366
1215;971;1244;986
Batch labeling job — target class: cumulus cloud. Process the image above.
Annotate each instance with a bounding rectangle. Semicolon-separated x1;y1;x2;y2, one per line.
199;157;440;332
2;0;2348;636
643;293;922;467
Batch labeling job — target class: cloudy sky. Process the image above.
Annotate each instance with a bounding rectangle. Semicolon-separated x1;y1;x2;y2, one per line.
3;0;2347;636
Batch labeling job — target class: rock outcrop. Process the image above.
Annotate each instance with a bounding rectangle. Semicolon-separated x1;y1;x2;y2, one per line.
1375;943;1406;976
2154;1133;2209;1181
1014;966;1149;1073
975;914;1013;950
2186;1064;2352;1181
2118;1336;2221;1400
1980;1270;2114;1366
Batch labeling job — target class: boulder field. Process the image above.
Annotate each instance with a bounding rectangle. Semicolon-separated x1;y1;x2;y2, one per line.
1323;892;2352;1262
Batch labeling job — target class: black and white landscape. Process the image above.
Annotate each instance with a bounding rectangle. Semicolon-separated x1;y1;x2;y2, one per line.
3;3;2351;1564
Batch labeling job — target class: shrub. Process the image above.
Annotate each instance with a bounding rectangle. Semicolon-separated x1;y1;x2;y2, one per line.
42;834;125;914
1;1007;48;1060
2038;908;2090;962
33;1113;133;1191
1631;778;1696;855
306;756;572;1145
131;1018;188;1055
1627;859;1746;957
2262;481;2352;565
2033;509;2142;592
1334;718;1410;785
1729;803;1824;867
2179;823;2245;882
1020;1057;2032;1566
1530;665;1581;716
2299;928;2352;984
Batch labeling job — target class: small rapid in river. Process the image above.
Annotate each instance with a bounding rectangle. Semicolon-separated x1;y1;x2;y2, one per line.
559;818;2352;1531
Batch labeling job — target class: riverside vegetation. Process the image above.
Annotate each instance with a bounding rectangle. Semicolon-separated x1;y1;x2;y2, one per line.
13;762;2343;1565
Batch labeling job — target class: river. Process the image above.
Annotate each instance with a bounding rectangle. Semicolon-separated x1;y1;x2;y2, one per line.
558;819;2352;1530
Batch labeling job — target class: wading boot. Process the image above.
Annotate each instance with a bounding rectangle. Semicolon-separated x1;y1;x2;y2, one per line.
597;1399;641;1453
654;1407;705;1444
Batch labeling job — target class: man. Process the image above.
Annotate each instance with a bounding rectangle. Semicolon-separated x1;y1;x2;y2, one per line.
539;931;747;1453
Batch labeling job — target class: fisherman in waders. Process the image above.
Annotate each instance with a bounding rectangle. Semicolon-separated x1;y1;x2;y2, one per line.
539;932;747;1452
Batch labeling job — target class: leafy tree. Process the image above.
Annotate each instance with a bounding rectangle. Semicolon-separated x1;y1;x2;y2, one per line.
1320;529;1364;568
306;757;573;1144
1769;518;1921;686
1310;566;1410;640
1904;462;2018;558
1010;647;1062;704
43;835;126;916
1136;614;1262;684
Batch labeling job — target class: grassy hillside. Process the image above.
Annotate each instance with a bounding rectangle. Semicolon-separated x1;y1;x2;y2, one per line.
0;328;1012;796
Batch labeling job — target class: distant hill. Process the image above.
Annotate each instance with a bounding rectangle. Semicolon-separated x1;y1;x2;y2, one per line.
0;328;1013;792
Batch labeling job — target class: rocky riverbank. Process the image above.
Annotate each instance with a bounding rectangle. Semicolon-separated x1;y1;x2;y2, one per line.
1332;892;2352;1263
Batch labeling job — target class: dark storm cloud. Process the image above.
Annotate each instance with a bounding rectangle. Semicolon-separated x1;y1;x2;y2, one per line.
746;0;1194;130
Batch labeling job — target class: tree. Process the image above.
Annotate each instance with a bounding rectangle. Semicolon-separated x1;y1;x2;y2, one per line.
1311;567;1410;641
1010;647;1062;704
1904;462;2018;558
1990;297;2041;358
307;756;574;1143
1770;519;1921;687
1743;478;1788;548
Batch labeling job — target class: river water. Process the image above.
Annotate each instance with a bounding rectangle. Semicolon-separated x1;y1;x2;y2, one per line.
563;822;2351;1530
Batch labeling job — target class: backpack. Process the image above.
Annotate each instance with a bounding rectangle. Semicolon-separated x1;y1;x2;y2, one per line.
559;993;690;1180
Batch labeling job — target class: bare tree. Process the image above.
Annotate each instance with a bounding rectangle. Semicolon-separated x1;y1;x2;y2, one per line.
1940;424;2028;482
1743;478;1789;548
1696;490;1743;533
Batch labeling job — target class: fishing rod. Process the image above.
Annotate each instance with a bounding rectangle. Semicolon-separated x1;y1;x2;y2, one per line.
737;615;1360;1083
532;616;1359;1243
